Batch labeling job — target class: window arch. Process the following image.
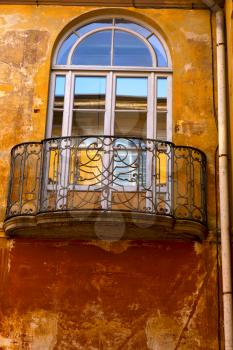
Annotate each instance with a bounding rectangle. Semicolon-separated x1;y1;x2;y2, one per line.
47;17;172;141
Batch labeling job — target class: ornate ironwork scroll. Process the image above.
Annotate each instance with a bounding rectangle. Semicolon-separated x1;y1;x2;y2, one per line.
6;142;42;217
6;136;207;225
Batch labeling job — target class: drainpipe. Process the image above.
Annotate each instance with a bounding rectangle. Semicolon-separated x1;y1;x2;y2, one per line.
202;1;233;349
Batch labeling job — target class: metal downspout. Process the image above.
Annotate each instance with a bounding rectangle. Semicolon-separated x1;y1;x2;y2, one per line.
202;1;233;349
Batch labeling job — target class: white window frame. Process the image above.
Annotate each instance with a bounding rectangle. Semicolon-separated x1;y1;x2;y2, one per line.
46;70;172;141
45;17;173;212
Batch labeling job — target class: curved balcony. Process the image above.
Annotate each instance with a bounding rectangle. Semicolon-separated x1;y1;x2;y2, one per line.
4;136;207;240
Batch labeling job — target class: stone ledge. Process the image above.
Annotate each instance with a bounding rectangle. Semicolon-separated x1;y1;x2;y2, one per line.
4;211;207;241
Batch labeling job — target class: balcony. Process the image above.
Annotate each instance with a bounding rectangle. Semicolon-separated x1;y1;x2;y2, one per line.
4;136;207;240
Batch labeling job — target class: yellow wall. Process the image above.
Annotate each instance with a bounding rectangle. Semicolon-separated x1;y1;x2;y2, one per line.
0;5;218;235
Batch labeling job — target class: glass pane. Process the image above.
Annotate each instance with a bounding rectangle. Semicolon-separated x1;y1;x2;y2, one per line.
115;19;151;38
157;112;167;140
71;31;112;66
52;110;63;137
156;152;167;185
74;76;106;110
54;76;66;108
114;150;143;186
56;33;78;65
113;30;152;67
69;147;103;187
157;77;167;99
114;111;147;138
148;35;168;67
157;78;167;140
72;111;104;136
77;19;113;36
115;77;147;110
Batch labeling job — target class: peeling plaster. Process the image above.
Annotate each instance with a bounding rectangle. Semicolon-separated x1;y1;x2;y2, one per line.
184;63;193;71
0;335;12;347
180;28;209;42
33;97;43;107
146;315;178;350
0;14;24;29
0;91;7;98
85;240;132;253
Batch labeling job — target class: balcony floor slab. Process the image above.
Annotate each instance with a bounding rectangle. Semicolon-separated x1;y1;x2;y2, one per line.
4;211;207;241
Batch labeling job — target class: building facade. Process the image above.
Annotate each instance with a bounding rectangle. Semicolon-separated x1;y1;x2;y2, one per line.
0;0;231;349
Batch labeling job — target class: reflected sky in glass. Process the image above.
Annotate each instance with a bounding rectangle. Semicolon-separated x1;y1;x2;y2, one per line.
56;19;169;68
55;75;167;99
114;31;152;67
55;76;66;96
74;76;106;95
157;78;167;98
72;31;112;66
115;19;151;38
77;20;113;36
148;35;168;67
57;33;78;65
116;77;147;97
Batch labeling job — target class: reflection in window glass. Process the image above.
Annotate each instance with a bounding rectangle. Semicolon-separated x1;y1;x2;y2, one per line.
52;76;66;137
115;77;147;137
116;77;147;97
115;19;151;37
52;111;63;137
72;76;106;136
113;30;152;67
113;138;146;186
72;31;112;66
72;111;104;136
74;76;106;110
77;19;113;36
157;77;167;98
115;111;147;138
148;35;168;67
115;77;147;110
56;33;78;65
55;76;66;99
73;148;103;186
157;112;167;140
114;150;143;186
157;78;167;140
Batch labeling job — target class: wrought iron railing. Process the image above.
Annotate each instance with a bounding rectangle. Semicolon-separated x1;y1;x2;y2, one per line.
5;136;207;225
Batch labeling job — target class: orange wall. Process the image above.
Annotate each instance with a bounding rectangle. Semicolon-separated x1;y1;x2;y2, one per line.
0;239;220;349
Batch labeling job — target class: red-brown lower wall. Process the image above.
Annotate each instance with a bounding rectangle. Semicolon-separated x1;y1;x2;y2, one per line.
0;239;220;349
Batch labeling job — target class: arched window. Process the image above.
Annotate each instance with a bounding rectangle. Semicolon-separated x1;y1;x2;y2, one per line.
47;17;172;141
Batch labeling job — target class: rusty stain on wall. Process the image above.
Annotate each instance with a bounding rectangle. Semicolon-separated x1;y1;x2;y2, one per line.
0;240;219;349
175;120;207;136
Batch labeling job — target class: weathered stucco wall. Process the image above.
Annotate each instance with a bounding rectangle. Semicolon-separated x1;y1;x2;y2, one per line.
0;239;221;349
0;5;218;233
0;4;221;350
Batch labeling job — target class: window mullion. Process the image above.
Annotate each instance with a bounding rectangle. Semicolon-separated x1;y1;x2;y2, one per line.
167;75;172;142
62;71;73;137
111;28;115;67
154;74;157;140
111;72;117;136
147;73;155;139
